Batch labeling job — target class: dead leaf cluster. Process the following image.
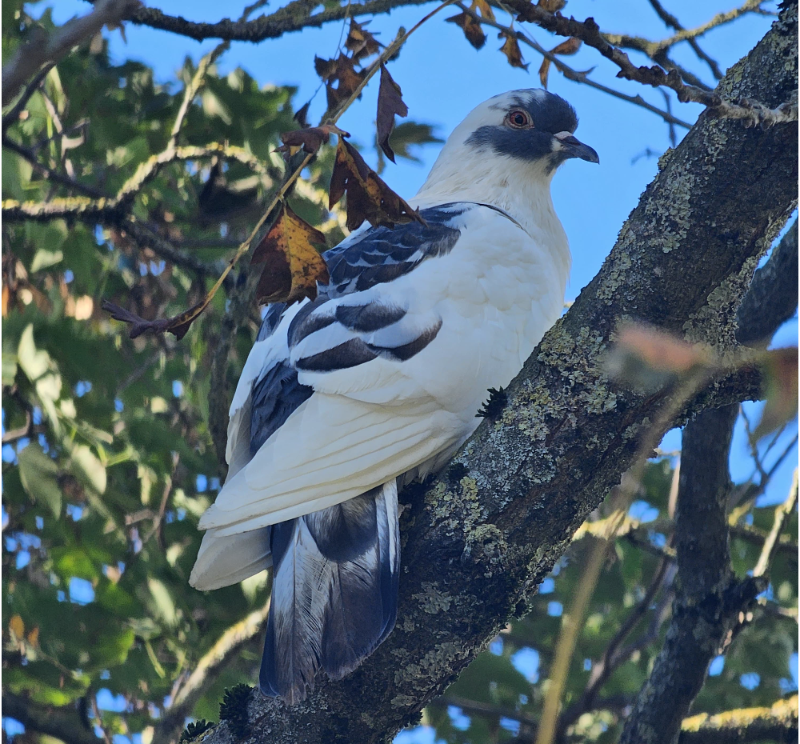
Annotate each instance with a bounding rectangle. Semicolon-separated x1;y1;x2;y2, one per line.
330;137;424;231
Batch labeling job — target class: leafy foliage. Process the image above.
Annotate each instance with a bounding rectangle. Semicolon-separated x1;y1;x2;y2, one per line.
1;8;337;737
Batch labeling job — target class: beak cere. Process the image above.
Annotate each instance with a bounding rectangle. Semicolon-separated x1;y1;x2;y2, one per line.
554;130;600;164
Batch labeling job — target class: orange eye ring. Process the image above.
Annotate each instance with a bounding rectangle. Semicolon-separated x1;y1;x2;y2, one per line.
505;109;533;129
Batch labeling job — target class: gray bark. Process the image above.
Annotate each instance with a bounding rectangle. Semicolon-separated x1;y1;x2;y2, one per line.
198;4;798;742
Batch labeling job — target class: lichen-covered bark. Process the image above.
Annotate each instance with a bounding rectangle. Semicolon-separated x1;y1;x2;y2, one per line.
198;6;798;743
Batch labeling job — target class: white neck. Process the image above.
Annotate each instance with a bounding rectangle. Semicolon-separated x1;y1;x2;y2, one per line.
412;150;571;281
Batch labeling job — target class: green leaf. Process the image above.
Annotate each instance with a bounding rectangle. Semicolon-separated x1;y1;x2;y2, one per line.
147;578;178;627
50;546;98;581
30;248;64;273
18;442;62;517
2;351;18;386
69;443;107;494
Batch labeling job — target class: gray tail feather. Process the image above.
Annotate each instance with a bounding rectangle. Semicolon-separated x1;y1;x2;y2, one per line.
259;480;399;704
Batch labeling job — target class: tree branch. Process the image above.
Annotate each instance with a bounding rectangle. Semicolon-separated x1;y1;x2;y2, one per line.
153;603;270;744
195;5;797;742
505;0;798;127
1;143;278;221
753;469;798;577
736;219;798;347
82;0;431;42
2;0;142;106
647;0;724;80
2;692;99;744
458;3;693;130
619;405;760;744
679;694;798;743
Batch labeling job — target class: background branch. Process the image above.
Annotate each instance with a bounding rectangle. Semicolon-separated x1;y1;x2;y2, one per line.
679;695;798;743
2;692;99;744
2;0;142;105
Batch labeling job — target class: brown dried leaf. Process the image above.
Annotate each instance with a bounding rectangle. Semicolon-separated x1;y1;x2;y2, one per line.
753;347;798;441
473;0;496;21
294;100;311;128
539;37;581;88
314;54;367;110
251;203;329;305
329;138;425;231
498;31;529;70
102;297;209;340
377;63;409;163
446;11;487;50
276;124;349;158
538;0;566;11
345;19;381;61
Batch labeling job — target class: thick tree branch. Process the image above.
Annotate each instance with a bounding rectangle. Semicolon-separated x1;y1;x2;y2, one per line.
619;405;761;744
736;219;798;347
679;695;799;743
2;692;99;744
194;5;797;743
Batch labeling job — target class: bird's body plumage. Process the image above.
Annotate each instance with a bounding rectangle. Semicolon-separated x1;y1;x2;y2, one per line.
190;89;597;703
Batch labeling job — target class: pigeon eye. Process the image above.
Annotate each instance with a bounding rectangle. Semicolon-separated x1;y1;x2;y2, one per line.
505;110;533;129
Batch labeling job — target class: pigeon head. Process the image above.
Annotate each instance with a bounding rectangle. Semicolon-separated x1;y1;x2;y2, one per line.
463;89;599;170
414;89;597;234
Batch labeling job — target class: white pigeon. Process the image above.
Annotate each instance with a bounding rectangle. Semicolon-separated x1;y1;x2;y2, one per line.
190;88;598;704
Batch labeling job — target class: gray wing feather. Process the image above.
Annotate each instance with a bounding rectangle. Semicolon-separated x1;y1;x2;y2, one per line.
259;480;399;702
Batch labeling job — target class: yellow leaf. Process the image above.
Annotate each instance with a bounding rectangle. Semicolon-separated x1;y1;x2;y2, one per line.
251;203;329;305
9;614;24;639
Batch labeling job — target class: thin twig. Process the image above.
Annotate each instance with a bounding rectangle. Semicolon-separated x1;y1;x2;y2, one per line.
753;469;798;577
504;0;797;127
2;63;55;133
647;0;723;79
3;136;104;199
458;3;693;130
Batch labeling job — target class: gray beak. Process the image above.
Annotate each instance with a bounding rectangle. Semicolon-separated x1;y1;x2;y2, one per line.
554;132;599;164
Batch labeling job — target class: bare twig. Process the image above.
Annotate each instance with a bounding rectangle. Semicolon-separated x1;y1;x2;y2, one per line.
2;63;55;133
460;3;693;130
152;603;271;744
504;0;797;127
3;136;104;199
619;405;766;744
3;0;142;105
753;469;798;577
647;0;724;80
559;547;674;733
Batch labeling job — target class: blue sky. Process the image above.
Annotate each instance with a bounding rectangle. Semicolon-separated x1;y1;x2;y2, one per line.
18;2;799;741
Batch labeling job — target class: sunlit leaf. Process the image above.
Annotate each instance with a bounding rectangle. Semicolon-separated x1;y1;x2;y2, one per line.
250;202;329;305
